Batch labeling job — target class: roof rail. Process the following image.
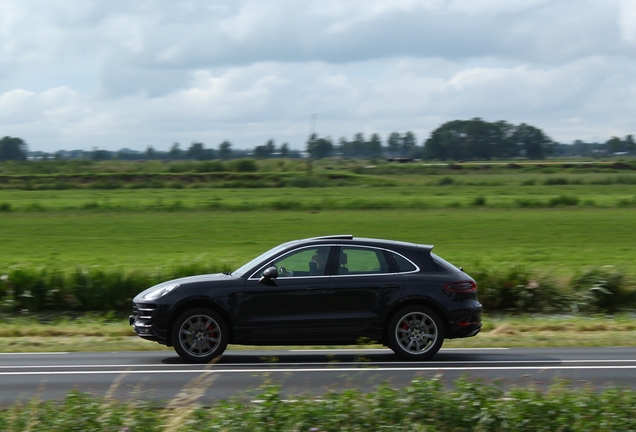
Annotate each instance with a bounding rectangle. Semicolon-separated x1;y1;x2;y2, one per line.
313;234;354;240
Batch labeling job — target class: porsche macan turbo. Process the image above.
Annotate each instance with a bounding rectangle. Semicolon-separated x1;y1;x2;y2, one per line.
130;235;482;362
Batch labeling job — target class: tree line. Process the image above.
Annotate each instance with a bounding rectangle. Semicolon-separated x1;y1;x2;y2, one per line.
3;118;635;163
307;119;635;160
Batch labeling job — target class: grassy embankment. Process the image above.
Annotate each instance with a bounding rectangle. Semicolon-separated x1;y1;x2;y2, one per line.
1;313;635;353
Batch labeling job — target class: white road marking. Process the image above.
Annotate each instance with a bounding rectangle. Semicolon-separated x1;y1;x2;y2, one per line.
2;359;636;369
2;365;636;376
290;348;510;352
0;352;70;355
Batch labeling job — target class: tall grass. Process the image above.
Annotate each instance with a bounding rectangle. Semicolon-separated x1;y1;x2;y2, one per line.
0;261;232;312
474;265;635;313
1;263;633;313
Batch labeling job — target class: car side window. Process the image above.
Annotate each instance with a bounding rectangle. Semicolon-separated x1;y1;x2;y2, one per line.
390;252;418;272
339;247;390;275
263;246;332;277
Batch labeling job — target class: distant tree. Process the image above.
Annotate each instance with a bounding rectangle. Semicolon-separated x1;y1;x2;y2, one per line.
606;135;635;154
352;133;365;157
513;123;553;159
145;146;156;159
187;142;204;160
92;149;111;161
254;139;276;159
265;139;275;154
169;142;182;159
337;136;351;157
402;132;417;157
218;141;232;160
387;132;401;156
0;136;28;161
493;120;517;158
606;137;622;154
626;135;636;154
306;133;334;159
280;142;289;157
368;133;383;157
423;119;553;160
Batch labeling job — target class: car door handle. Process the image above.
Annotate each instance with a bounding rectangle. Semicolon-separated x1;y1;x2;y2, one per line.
379;285;400;292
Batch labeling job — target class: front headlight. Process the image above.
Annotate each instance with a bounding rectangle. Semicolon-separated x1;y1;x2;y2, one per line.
143;283;180;300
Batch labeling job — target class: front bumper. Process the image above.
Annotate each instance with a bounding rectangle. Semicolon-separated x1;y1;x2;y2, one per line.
129;303;168;345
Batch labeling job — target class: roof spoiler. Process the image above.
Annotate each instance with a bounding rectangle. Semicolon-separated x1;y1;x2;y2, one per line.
417;244;434;255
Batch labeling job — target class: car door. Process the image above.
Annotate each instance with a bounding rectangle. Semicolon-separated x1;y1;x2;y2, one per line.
324;246;404;342
241;245;333;343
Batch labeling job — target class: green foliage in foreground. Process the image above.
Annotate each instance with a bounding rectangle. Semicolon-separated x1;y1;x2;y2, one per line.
3;378;636;431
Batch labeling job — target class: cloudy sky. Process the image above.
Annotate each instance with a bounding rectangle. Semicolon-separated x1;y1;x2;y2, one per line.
1;0;635;152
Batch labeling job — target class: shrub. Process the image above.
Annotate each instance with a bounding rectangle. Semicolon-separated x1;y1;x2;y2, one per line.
0;202;10;212
549;195;579;206
228;159;258;173
570;266;632;312
82;201;101;210
167;181;186;189
474;265;532;311
472;265;588;313
195;161;225;173
471;195;487;206
617;196;636;206
89;179;122;190
515;198;544;208
24;202;47;212
544;177;569;185
284;175;329;188
269;199;303;210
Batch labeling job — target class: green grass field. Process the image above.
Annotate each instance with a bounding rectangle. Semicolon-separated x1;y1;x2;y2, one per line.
1;207;635;278
1;165;635;278
1;171;636;211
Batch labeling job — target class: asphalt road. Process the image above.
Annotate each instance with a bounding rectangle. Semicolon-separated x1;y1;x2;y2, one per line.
1;347;636;406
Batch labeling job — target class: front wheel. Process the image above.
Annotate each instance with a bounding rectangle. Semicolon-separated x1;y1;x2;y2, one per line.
388;305;444;360
172;308;228;363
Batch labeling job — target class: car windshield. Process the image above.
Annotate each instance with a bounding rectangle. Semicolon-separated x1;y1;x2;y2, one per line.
231;242;293;277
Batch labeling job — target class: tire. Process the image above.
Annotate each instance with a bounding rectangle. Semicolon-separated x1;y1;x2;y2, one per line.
388;305;444;361
172;308;228;363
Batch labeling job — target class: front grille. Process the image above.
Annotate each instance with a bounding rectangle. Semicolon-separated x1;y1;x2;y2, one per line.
132;303;157;327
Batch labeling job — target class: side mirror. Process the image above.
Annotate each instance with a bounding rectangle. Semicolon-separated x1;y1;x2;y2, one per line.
259;266;279;283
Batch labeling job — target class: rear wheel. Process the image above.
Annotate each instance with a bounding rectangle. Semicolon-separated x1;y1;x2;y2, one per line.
172;308;228;363
388;305;444;360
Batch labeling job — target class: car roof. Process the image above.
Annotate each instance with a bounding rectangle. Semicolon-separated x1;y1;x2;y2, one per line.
297;234;434;252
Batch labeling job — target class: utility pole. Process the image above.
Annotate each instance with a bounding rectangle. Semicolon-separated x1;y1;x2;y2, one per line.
307;113;317;175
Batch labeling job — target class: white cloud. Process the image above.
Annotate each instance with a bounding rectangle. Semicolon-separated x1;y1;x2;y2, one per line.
0;0;634;151
619;0;636;43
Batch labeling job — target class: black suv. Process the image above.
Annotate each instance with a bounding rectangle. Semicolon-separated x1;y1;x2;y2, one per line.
130;235;482;362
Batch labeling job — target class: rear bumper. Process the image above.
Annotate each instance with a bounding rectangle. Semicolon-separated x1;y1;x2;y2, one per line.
448;322;482;338
447;305;483;339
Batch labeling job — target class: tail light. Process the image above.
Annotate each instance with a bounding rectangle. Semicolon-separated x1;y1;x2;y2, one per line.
457;321;480;327
445;281;477;293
